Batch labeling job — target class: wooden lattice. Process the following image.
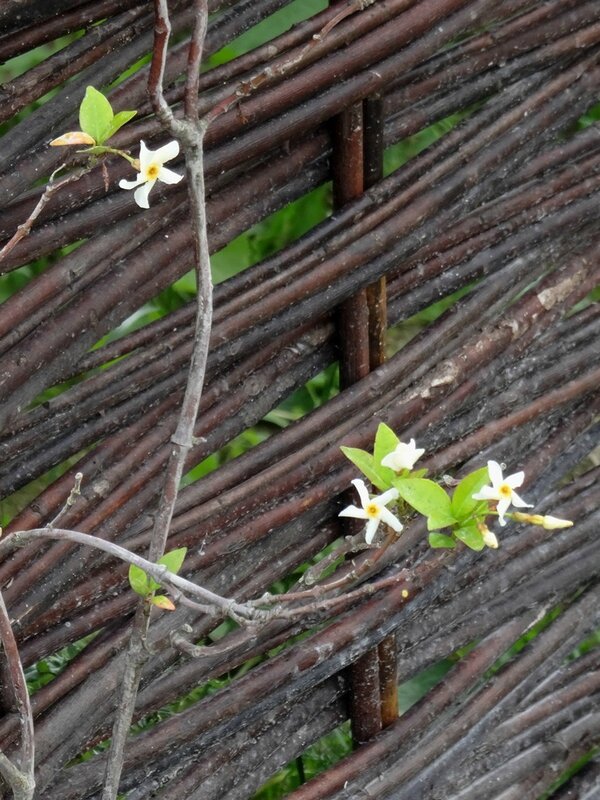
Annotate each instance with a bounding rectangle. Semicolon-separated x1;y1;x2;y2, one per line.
0;1;599;798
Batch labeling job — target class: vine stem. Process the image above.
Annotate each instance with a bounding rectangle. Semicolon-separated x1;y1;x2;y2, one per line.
0;164;88;266
100;2;211;797
0;528;261;622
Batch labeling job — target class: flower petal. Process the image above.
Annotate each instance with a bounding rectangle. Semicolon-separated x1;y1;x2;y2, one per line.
510;491;532;509
365;518;379;544
119;176;145;190
378;487;399;506
138;140;151;173
351;478;371;509
487;460;503;488
504;470;525;489
408;439;425;459
133;180;155;209
496;497;511;525
339;505;368;520
472;485;499;501
381;440;424;471
157;165;183;185
381;452;396;469
379;506;403;533
153;139;180;164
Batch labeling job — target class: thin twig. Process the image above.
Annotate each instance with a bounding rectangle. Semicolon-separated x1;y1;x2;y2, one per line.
48;472;83;529
1;527;263;622
100;2;211;796
203;0;376;126
0;164;87;266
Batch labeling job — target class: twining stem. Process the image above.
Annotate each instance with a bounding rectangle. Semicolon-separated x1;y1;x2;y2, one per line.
100;2;210;797
0;528;259;622
0;164;87;265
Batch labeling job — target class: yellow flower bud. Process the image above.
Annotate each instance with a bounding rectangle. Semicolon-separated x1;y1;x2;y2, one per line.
511;512;573;530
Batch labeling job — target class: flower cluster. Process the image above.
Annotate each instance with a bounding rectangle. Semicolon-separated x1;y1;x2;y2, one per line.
339;424;573;551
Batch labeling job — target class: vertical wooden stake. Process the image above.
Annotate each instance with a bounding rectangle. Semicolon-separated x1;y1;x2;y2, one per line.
364;92;398;728
332;103;371;390
330;3;395;742
332;99;382;743
378;633;399;727
364;93;388;371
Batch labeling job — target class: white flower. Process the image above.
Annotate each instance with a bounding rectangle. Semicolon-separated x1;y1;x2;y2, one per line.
472;461;533;526
381;438;425;472
119;140;183;208
339;478;403;544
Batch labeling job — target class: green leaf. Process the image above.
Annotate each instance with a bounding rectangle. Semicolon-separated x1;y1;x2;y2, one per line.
451;467;491;520
454;522;485;551
104;109;137;141
395;478;456;530
79;86;114;145
428;532;456;549
340;446;390;492
158;547;187;576
128;563;151;596
373;423;399;468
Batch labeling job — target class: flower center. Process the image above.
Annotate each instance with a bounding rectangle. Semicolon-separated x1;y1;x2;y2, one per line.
365;502;380;518
146;163;160;180
498;483;512;499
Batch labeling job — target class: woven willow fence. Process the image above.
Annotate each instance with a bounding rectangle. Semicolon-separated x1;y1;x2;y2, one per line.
0;1;599;798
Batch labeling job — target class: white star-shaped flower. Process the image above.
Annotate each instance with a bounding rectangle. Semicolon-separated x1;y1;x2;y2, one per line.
119;140;183;208
381;438;425;472
339;479;403;544
472;461;533;526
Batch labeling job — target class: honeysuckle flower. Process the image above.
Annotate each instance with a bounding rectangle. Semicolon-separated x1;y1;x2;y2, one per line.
478;522;498;549
381;438;425;472
472;460;533;526
119;140;183;208
511;512;573;530
339;479;403;544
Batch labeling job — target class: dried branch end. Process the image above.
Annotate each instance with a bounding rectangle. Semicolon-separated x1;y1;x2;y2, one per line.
49;472;83;529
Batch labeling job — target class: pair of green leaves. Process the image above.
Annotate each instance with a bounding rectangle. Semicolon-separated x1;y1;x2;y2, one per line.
397;468;490;550
341;423;491;551
79;86;137;147
128;547;187;611
430;467;491;549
